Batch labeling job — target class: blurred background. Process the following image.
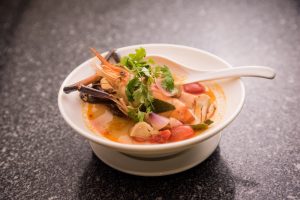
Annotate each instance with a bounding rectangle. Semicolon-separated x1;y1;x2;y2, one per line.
1;0;299;199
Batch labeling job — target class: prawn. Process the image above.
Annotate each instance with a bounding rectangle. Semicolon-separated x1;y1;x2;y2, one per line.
90;48;131;102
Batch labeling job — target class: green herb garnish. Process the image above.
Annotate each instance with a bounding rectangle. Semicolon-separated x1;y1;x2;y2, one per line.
154;65;175;92
121;48;176;122
121;48;154;122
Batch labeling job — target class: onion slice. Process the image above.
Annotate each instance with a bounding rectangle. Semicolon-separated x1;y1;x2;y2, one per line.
147;112;170;130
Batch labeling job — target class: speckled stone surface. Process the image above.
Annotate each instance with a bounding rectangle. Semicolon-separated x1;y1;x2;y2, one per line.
1;0;300;199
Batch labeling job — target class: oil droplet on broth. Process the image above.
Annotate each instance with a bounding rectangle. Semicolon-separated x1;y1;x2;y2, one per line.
106;116;135;139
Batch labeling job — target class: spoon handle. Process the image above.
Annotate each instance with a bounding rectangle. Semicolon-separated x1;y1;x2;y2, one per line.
186;66;276;83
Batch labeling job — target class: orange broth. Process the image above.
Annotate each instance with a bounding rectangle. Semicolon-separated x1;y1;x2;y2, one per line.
83;82;225;144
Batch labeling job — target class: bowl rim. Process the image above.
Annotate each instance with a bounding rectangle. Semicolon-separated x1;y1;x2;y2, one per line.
58;43;245;152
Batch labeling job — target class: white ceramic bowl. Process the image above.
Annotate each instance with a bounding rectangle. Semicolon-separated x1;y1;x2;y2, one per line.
58;44;245;176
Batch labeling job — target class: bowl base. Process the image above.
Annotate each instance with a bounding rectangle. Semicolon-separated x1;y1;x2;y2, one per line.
89;133;221;176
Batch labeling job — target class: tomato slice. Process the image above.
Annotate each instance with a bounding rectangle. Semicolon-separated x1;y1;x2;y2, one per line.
170;125;195;142
150;129;172;143
183;82;205;94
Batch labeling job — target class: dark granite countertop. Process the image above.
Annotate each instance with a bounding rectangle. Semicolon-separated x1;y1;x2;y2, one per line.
1;0;299;199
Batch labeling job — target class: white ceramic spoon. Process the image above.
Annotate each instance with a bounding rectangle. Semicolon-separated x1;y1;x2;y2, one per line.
147;55;276;84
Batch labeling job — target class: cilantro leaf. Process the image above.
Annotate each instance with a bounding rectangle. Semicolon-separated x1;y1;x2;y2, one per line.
128;48;146;62
133;87;144;103
127;106;146;122
127;107;139;122
137;110;146;122
125;77;140;102
154;65;175;92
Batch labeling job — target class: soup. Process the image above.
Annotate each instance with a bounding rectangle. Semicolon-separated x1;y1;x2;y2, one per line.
83;82;225;144
63;47;226;144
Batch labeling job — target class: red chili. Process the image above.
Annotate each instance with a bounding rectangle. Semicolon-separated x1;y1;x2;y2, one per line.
183;82;205;94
